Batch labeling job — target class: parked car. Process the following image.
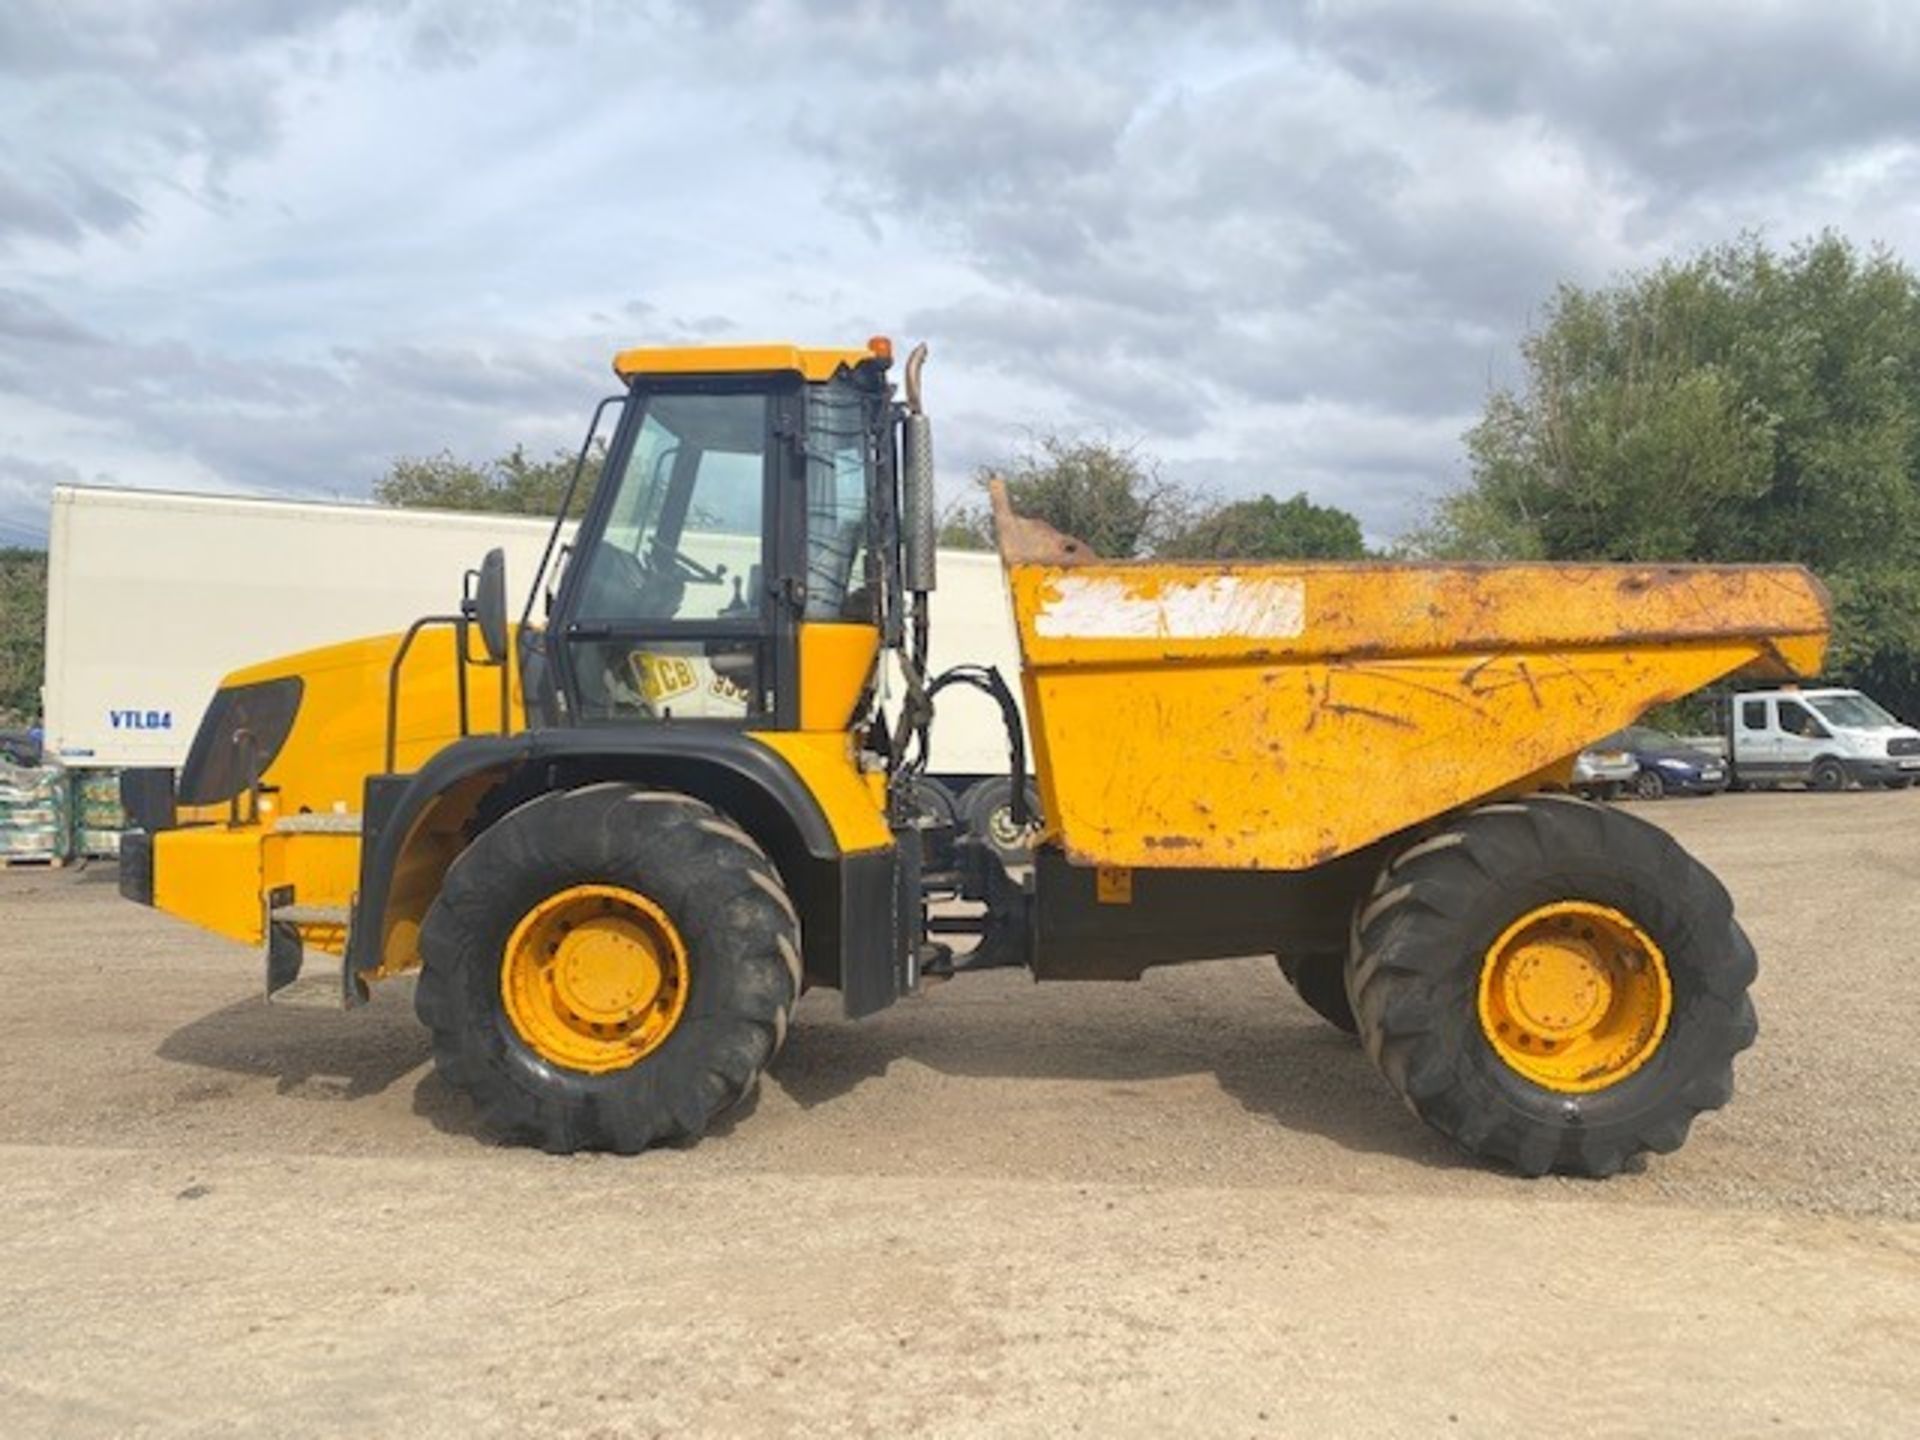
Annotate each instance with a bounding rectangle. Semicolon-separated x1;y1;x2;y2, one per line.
1572;741;1637;799
1601;725;1728;799
0;728;43;767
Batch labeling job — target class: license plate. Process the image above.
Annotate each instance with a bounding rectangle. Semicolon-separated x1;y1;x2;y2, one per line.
1702;769;1724;781
1900;759;1920;770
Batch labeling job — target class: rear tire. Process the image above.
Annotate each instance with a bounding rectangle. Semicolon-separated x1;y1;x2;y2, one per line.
1811;758;1847;792
960;775;1043;863
415;783;800;1153
1277;952;1358;1034
1349;796;1757;1177
907;775;961;871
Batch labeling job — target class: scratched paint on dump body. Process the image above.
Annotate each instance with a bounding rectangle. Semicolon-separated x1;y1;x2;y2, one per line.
1034;574;1306;641
988;480;1832;872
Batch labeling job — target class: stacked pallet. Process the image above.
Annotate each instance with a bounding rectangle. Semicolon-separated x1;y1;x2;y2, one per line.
71;769;127;858
0;759;70;865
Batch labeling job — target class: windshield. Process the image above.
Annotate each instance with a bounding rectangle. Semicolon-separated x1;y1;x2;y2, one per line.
575;391;766;625
1613;726;1680;749
1810;693;1900;729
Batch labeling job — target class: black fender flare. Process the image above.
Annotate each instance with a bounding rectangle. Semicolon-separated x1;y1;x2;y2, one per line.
347;729;847;983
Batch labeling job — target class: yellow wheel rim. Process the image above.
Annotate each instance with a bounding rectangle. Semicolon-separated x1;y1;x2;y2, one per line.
1477;900;1672;1093
500;883;689;1074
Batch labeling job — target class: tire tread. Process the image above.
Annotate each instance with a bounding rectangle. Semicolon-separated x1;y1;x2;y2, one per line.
415;782;800;1154
1349;794;1757;1178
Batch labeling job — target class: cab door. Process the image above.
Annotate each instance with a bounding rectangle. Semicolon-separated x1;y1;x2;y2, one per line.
1775;697;1832;781
1734;697;1778;780
553;383;797;727
795;377;885;735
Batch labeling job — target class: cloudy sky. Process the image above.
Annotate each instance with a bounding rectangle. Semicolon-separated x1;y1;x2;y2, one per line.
3;0;1919;548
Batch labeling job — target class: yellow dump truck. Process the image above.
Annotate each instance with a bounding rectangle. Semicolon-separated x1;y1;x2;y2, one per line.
118;339;1830;1176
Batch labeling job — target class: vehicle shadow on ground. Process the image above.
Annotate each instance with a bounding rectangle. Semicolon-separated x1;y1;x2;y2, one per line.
155;970;1472;1170
153;979;760;1145
770;975;1475;1173
156;986;432;1103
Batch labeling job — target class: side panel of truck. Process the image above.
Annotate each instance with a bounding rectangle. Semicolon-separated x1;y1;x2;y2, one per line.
43;487;566;769
1731;696;1784;778
916;549;1031;777
1733;694;1830;782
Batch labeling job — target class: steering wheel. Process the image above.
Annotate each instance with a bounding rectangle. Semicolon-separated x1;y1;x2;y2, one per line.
584;540;684;620
647;537;726;586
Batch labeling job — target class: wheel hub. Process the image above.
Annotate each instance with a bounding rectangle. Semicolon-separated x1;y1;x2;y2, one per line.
1478;901;1672;1093
552;918;665;1024
989;805;1031;847
501;884;689;1073
1502;938;1610;1036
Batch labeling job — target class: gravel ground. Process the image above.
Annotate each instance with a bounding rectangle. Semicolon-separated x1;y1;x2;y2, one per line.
1;790;1916;1436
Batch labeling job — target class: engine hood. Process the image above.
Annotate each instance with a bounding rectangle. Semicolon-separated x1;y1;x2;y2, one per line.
187;627;521;818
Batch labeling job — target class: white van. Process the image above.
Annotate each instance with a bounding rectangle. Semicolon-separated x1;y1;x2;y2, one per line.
1726;687;1920;791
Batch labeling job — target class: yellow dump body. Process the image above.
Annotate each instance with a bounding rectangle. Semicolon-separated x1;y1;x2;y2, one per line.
989;484;1831;871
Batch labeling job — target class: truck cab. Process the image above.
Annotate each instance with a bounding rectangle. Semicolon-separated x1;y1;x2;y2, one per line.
1727;686;1920;790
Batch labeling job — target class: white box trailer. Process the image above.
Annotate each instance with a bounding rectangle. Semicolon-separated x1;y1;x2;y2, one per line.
43;486;566;769
41;483;1026;785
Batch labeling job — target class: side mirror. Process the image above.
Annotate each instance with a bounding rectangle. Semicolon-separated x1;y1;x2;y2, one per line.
471;548;509;664
901;342;937;593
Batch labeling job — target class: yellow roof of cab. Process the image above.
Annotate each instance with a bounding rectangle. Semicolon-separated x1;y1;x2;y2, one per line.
612;341;885;383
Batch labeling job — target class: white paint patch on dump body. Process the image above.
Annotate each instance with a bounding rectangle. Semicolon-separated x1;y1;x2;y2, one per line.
1033;574;1307;641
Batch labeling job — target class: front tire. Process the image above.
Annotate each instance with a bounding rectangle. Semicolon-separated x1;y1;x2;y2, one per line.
1632;769;1665;801
415;783;800;1153
1349;796;1757;1177
1810;758;1847;792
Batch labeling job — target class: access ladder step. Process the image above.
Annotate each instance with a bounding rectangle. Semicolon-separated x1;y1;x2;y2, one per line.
270;904;351;927
265;902;364;1010
267;949;355;1009
274;812;363;835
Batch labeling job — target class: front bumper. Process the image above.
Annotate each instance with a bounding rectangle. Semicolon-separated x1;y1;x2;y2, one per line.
1572;767;1635;792
1848;757;1920;783
1657;765;1728;794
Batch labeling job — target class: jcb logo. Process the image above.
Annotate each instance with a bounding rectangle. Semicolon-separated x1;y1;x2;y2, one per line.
109;709;173;731
633;654;698;705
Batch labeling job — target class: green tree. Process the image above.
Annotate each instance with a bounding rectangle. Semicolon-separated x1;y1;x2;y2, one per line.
936;500;993;551
980;436;1197;559
0;547;48;725
1160;492;1367;560
374;443;603;517
1418;232;1920;716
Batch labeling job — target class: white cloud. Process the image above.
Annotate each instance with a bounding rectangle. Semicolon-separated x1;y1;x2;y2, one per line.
2;0;1918;545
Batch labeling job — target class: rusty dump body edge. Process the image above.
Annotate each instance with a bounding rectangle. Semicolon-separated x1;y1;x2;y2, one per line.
987;481;1832;872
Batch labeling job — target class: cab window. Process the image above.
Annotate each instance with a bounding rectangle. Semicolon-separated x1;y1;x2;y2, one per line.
575;392;766;625
803;381;872;621
1778;701;1829;739
1740;700;1768;731
566;390;770;722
